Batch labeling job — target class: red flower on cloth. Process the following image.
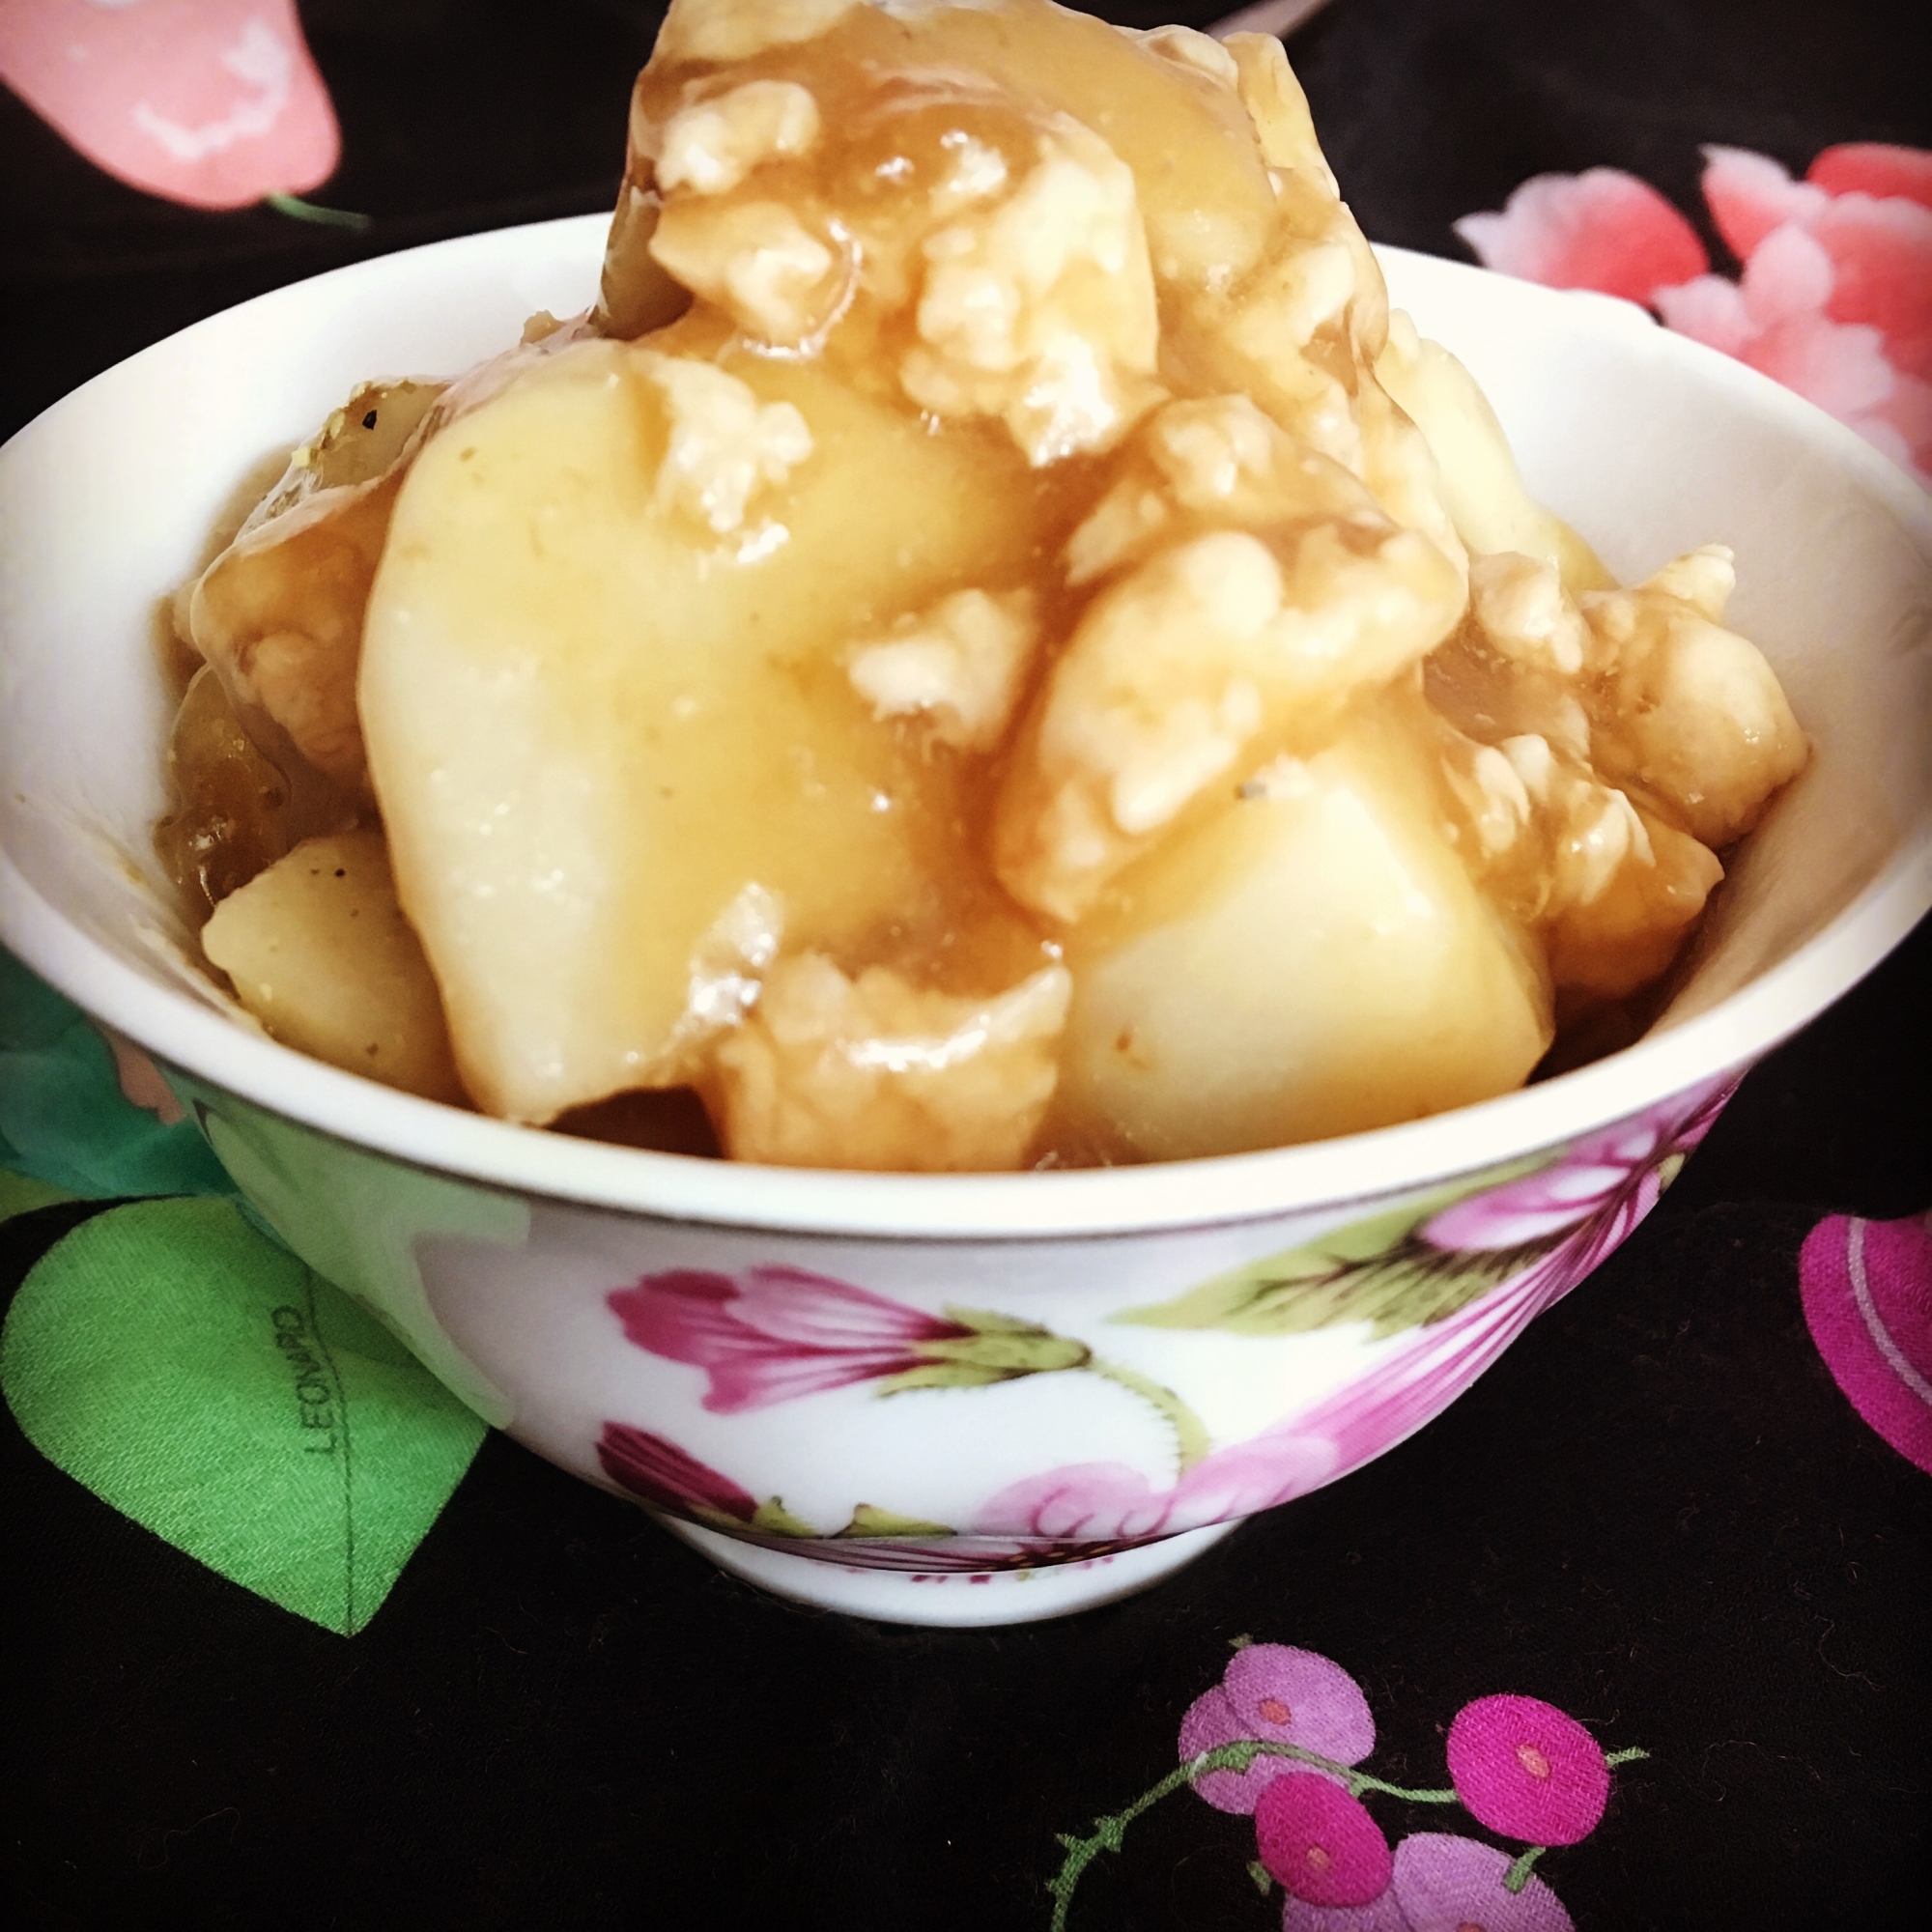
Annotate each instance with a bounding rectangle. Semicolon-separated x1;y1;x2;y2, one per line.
1456;143;1932;485
0;0;338;210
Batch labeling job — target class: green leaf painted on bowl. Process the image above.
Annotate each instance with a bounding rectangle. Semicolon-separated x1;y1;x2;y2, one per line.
872;1307;1093;1394
0;950;234;1204
1114;1163;1553;1341
875;1360;1021;1394
836;1504;954;1540
0;1197;486;1634
192;1087;525;1428
0;1167;77;1224
750;1494;819;1539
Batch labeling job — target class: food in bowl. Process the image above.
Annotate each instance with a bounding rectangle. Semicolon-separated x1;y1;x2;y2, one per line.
158;0;1805;1172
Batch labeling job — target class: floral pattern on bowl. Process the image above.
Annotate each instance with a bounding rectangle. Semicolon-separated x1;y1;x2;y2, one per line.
591;1078;1734;1575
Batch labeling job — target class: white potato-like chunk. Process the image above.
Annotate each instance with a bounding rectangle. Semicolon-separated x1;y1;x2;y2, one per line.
1224;30;1331;187
997;515;1466;923
1581;548;1808;847
712;953;1071;1170
360;333;1052;1124
1376;313;1611;595
1057;718;1552;1160
201;831;465;1104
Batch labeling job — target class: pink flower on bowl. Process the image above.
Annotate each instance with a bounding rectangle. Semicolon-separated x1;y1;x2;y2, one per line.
1421;1080;1729;1257
974;1430;1337;1544
976;1081;1728;1552
608;1264;1088;1412
597;1421;756;1524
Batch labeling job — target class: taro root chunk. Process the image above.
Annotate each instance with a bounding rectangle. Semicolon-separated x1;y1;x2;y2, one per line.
201;830;467;1104
1057;709;1553;1161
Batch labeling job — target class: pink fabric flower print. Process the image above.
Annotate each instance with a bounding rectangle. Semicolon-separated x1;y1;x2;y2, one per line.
1445;1695;1609;1846
1391;1833;1575;1932
1255;1774;1393;1908
1703;143;1932;377
1809;142;1932;213
1180;1644;1377;1814
0;0;339;211
1452;168;1708;306
596;1421;756;1523
1455;142;1932;484
609;1265;1003;1412
1799;1211;1932;1474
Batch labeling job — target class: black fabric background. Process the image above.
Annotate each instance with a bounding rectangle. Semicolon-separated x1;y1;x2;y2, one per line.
4;4;1929;1925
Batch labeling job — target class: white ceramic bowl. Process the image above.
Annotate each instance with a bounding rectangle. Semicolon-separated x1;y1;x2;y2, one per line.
4;217;1928;1625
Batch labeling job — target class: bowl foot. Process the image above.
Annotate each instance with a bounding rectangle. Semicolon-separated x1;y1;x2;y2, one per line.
652;1516;1242;1626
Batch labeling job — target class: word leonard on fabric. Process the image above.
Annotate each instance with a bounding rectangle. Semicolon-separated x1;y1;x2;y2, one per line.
270;1302;339;1456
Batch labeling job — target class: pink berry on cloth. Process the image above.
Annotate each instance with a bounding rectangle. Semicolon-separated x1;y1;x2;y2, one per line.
1281;1888;1412;1932
1444;1696;1609;1845
1226;1643;1378;1765
1180;1645;1376;1814
1254;1774;1393;1908
1391;1833;1576;1932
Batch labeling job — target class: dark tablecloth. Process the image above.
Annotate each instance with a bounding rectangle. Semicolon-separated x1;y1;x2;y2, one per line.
4;4;1928;1926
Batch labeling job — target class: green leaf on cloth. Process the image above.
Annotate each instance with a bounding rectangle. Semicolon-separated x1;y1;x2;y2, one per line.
0;950;233;1202
0;1196;486;1634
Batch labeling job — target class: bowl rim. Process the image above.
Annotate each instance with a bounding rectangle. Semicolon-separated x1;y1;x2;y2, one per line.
4;220;1929;1241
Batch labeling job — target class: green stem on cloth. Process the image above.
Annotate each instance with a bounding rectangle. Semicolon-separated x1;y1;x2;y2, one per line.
265;194;372;230
1504;1844;1548;1894
1085;1357;1212;1472
1046;1737;1459;1929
